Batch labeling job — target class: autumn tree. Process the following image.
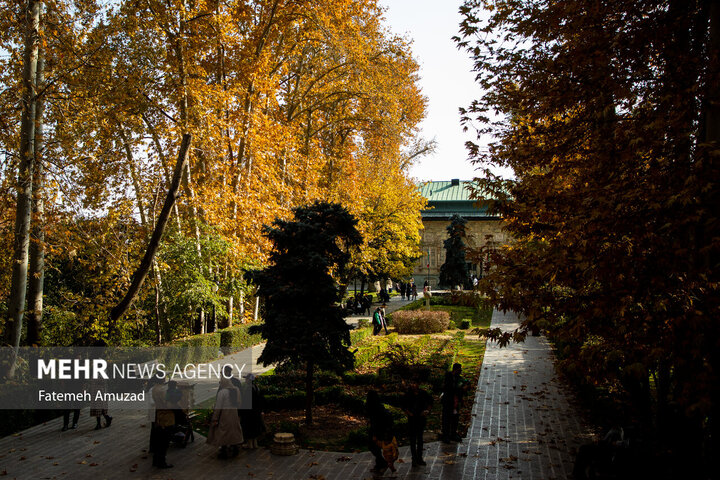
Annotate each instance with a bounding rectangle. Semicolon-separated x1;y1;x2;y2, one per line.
1;0;429;348
4;0;43;373
249;201;362;424
457;0;720;473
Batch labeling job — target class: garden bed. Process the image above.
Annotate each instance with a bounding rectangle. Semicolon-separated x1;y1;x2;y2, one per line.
191;304;493;452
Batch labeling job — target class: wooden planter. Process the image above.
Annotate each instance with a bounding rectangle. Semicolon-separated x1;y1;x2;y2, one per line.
270;432;298;456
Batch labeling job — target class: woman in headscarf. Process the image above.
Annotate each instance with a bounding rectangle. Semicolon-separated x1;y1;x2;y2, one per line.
207;373;244;458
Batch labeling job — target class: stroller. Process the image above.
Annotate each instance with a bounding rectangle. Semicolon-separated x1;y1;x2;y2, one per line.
167;409;194;447
168;381;195;448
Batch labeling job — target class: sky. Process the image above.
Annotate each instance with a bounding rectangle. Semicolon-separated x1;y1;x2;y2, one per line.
380;0;486;182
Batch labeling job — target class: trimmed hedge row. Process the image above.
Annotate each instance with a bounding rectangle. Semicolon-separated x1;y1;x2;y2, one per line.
219;325;263;353
165;323;262;367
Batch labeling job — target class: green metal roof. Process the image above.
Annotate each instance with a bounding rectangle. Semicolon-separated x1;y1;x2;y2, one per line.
418;180;476;201
418;180;498;219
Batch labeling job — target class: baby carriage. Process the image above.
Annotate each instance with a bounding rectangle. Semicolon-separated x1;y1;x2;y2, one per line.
167;381;195;448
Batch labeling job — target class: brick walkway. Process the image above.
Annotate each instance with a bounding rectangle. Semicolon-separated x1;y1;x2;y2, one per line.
0;309;593;479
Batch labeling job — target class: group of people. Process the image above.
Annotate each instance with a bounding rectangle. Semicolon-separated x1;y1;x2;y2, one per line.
365;363;469;474
346;293;373;315
149;367;266;469
395;280;418;301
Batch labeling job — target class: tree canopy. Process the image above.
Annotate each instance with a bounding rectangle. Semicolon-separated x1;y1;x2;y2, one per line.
457;0;720;473
0;0;428;347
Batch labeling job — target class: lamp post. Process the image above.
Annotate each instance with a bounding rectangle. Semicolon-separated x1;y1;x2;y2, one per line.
426;247;430;287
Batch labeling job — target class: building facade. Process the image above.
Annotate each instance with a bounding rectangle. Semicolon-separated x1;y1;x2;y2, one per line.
412;179;508;288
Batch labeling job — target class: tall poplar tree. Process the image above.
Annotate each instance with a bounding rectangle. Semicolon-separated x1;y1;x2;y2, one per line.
5;0;41;370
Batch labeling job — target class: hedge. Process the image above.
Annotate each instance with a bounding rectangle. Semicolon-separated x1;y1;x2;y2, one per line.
391;310;451;334
219;324;263;354
350;326;373;345
165;323;262;367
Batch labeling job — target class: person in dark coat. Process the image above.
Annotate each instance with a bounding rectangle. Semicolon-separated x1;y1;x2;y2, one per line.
240;374;265;449
441;363;468;443
366;390;393;473
151;378;176;468
402;381;433;466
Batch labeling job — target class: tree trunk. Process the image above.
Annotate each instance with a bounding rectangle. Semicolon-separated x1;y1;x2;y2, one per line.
26;44;45;347
109;134;193;329
118;125;148;227
143;114;181;231
305;359;314;425
239;290;245;321
152;261;165;345
6;0;41;372
153;276;163;344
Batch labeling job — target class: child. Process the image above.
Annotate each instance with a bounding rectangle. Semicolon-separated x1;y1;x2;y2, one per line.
377;432;399;473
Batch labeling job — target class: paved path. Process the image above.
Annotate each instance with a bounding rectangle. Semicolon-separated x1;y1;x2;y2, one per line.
0;309;593;479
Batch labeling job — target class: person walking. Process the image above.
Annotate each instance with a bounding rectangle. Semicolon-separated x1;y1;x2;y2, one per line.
402;381;433;466
151;377;175;468
89;376;112;430
380;304;389;334
207;376;244;458
441;363;468;443
372;307;384;335
61;409;80;431
366;391;393;474
240;374;266;449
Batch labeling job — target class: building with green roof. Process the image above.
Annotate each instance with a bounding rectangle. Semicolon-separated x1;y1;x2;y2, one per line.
413;179;508;288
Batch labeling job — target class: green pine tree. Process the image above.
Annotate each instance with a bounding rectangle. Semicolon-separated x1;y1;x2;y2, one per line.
439;214;468;289
249;201;362;424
